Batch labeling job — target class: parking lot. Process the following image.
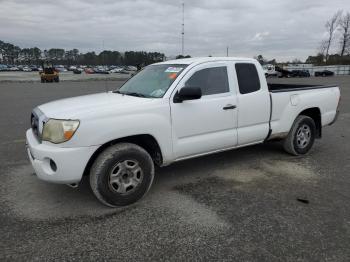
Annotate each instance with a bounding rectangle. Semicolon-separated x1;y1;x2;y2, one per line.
0;76;349;261
0;71;130;82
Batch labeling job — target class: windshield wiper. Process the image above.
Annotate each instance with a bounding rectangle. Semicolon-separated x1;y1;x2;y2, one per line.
124;92;149;98
115;90;152;98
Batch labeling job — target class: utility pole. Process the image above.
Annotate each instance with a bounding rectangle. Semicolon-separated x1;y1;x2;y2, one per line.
181;2;185;56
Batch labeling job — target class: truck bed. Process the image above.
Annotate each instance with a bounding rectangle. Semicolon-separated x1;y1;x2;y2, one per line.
268;83;336;93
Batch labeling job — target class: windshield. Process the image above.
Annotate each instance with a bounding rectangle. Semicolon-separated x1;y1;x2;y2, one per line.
115;64;188;98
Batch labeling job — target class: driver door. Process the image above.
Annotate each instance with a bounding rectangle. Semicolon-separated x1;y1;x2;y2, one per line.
170;62;238;159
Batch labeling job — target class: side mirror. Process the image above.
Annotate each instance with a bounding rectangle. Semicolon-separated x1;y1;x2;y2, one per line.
173;87;202;103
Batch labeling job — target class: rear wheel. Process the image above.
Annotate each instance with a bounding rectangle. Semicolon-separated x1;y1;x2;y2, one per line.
90;143;155;207
283;115;316;155
54;77;59;82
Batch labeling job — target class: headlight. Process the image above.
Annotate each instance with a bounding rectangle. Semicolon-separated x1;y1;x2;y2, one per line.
42;119;80;144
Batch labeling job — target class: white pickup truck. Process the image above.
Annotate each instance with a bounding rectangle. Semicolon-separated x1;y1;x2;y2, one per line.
26;57;340;207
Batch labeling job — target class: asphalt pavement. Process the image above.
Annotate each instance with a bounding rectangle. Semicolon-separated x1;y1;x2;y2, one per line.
0;76;349;261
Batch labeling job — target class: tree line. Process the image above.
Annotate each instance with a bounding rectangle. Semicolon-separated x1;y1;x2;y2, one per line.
307;10;350;65
0;40;165;66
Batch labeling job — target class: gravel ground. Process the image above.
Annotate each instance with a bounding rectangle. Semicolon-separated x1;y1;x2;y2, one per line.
0;76;349;261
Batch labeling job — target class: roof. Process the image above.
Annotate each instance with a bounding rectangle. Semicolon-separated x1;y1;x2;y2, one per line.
155;57;257;65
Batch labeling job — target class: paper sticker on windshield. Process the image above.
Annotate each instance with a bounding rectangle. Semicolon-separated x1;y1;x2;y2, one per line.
165;67;183;73
168;73;177;79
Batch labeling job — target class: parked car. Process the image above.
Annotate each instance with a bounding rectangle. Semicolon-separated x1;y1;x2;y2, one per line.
0;64;8;71
125;65;138;71
315;70;334;77
84;68;95;74
275;66;291;78
23;66;32;72
9;66;20;71
55;65;67;72
109;67;126;73
68;66;77;71
30;66;39;71
291;70;310;77
94;66;110;74
26;57;340;207
73;68;83;74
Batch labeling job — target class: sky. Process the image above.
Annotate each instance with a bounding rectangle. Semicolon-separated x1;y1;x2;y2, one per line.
0;0;349;61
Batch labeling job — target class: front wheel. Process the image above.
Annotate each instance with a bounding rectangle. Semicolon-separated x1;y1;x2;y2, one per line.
283;115;316;155
90;143;155;207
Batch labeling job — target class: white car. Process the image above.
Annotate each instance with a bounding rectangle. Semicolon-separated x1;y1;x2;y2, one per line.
109;67;125;73
26;57;340;207
55;66;67;72
263;64;278;77
23;66;32;72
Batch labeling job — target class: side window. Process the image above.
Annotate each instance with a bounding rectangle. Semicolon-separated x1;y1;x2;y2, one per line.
185;66;229;96
235;63;261;94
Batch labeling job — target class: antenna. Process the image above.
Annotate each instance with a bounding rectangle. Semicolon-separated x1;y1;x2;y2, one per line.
181;2;185;56
226;46;229;57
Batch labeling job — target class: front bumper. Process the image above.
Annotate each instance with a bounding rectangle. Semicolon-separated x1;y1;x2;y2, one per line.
26;129;99;184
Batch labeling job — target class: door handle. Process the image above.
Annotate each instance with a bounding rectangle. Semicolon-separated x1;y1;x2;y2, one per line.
223;104;237;110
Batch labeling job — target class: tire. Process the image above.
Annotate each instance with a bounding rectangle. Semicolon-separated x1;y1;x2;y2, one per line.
41;79;45;83
54;77;59;82
283;115;316;156
90;143;155;207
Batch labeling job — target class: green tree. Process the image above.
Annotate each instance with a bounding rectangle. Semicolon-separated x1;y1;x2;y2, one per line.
255;54;266;65
339;12;350;56
48;48;65;60
176;54;191;59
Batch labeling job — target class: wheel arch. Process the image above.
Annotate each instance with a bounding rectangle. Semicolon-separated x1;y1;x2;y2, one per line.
83;134;163;177
298;107;322;138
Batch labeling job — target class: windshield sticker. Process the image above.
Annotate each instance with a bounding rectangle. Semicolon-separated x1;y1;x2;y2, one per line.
165;67;183;73
168;73;178;79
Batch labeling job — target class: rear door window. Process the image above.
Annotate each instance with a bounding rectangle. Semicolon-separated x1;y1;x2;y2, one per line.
235;63;261;94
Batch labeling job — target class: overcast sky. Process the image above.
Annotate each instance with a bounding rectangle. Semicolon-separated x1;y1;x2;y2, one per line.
0;0;349;61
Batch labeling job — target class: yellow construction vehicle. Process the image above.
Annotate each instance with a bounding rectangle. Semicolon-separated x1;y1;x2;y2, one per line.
40;62;59;83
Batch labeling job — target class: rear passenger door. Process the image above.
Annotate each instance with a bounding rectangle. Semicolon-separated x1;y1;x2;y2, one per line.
234;62;270;145
170;62;238;159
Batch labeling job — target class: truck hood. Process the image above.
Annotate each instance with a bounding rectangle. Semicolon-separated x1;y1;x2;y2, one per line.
38;92;155;119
